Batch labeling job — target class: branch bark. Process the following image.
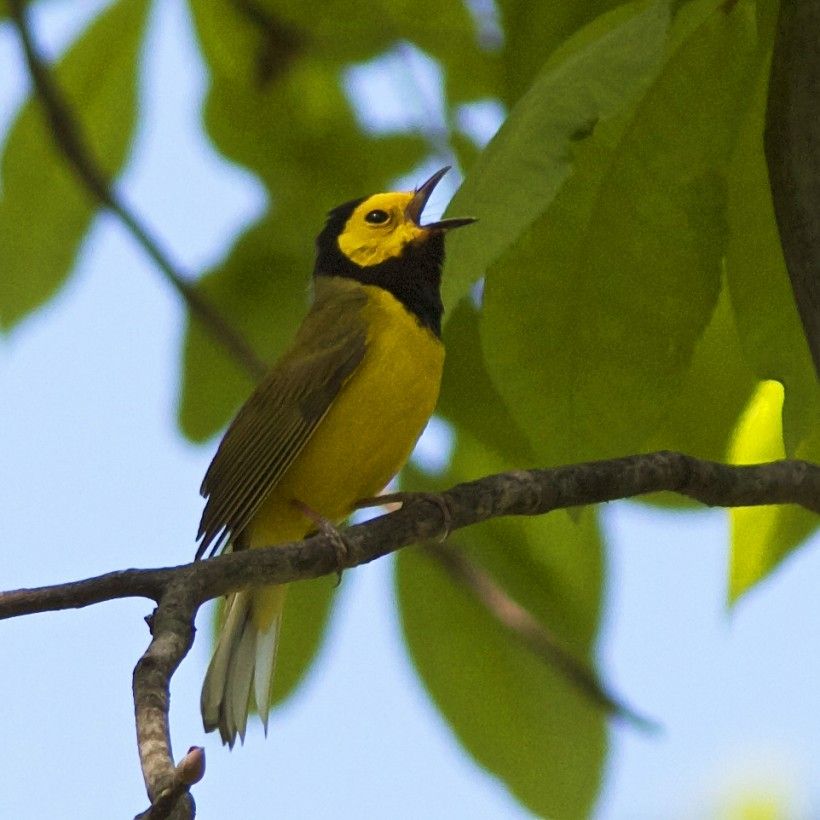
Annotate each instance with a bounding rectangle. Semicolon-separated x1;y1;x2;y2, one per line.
765;0;820;376
2;452;818;815
3;453;818;624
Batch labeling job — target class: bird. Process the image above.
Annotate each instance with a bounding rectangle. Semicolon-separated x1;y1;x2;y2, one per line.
196;166;475;746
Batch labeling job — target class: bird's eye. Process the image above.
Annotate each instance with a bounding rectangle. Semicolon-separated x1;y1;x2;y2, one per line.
364;209;390;225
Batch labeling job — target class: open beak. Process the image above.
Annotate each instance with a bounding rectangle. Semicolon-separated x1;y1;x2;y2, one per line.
405;166;477;231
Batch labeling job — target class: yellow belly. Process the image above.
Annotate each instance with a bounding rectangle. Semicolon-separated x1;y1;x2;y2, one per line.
247;284;444;550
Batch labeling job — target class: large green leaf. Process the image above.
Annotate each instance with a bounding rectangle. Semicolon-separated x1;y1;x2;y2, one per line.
645;281;758;461
441;0;671;311
635;280;758;509
728;381;819;603
498;0;625;105
0;0;149;330
481;0;759;467
726;59;820;456
438;298;533;466
398;433;606;819
178;215;308;442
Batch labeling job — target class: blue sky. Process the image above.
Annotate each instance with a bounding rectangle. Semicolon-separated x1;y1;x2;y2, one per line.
2;1;820;818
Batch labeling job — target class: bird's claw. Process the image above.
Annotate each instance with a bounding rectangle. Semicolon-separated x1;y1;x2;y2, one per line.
291;499;350;585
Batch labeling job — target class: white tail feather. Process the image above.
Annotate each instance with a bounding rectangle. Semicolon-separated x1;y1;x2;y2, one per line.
201;587;286;746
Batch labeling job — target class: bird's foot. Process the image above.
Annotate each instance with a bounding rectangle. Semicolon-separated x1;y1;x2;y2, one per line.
354;491;452;542
291;499;349;585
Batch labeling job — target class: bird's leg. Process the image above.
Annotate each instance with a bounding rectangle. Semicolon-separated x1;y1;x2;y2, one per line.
291;499;348;585
354;491;452;542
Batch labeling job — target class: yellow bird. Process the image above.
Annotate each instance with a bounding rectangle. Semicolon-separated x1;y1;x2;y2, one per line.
196;167;475;745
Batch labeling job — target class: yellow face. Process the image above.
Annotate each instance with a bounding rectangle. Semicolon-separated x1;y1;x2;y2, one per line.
336;192;428;267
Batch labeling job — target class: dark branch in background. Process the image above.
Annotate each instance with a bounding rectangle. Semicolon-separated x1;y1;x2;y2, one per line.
766;0;820;377
426;541;657;731
7;0;268;382
231;0;306;86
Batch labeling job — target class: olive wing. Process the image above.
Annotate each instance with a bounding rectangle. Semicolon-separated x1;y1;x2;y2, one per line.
195;284;368;559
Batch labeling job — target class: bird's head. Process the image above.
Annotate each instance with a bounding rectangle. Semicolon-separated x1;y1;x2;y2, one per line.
313;167;475;335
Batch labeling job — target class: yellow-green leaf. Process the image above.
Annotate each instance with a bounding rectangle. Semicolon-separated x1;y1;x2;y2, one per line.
728;380;819;603
0;0;149;329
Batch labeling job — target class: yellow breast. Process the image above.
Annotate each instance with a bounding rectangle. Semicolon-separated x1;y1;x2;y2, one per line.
247;284;444;548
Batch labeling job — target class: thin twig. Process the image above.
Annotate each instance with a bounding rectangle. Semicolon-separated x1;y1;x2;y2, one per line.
426;541;658;730
6;0;268;381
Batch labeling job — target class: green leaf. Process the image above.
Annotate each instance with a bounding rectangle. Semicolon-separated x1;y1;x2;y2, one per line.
399;434;606;819
637;280;758;508
726;58;820;455
189;0;427;192
178;214;308;442
728;381;819;603
497;0;625;105
0;0;149;330
394;2;500;104
645;281;758;461
437;298;533;466
441;0;671;311
481;0;759;466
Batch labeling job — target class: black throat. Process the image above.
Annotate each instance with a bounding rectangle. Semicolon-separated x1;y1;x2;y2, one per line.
313;198;445;337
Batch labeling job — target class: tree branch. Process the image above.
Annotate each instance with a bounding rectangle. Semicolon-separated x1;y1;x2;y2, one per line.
2;452;817;814
133;586;201;820
4;454;817;624
6;0;268;382
765;0;820;376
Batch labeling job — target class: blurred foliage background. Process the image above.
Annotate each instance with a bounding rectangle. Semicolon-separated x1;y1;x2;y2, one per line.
1;0;818;816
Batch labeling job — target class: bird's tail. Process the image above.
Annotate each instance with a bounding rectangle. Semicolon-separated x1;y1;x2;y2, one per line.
201;584;287;746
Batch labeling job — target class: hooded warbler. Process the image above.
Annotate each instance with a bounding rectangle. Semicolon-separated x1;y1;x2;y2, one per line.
196;167;475;745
